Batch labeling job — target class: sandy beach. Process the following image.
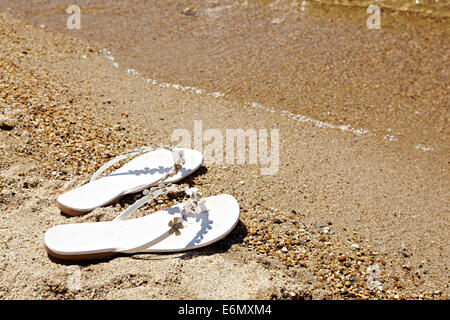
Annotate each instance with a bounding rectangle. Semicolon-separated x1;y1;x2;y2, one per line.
0;1;448;300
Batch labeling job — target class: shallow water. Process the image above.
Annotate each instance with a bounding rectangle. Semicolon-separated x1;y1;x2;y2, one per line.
1;0;448;156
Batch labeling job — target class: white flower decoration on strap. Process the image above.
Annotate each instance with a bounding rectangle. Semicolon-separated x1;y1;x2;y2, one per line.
182;187;207;220
114;183;184;221
171;147;185;173
151;147;186;188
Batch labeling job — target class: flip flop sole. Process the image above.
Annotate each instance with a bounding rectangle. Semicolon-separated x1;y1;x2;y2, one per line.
57;148;203;215
57;194;121;216
45;195;240;260
44;244;117;261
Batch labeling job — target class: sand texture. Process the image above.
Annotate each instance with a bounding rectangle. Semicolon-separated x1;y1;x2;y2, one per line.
0;9;448;300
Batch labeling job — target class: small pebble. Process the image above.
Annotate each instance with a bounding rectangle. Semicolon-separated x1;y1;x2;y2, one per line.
0;116;15;130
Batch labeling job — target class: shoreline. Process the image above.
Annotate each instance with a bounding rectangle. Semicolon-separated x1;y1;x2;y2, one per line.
1;1;448;158
4;1;450;157
0;10;448;299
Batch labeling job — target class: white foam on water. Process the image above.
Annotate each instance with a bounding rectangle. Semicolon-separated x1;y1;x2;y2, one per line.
280;109;370;136
101;49;371;137
145;78;209;96
210;92;225;98
127;68;138;76
300;0;308;12
100;48;436;152
384;134;398;142
251;102;276;114
415;144;434;152
102;49;115;61
145;78;158;85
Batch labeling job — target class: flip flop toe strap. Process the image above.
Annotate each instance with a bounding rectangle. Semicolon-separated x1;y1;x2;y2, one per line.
113;187;208;254
150;147;185;186
89;146;185;183
90;146;154;182
113;184;182;221
115;217;183;254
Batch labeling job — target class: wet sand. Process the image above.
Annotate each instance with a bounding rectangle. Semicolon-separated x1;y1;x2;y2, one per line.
1;0;448;157
0;2;449;300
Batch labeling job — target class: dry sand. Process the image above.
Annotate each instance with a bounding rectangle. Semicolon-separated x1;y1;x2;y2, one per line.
0;8;448;300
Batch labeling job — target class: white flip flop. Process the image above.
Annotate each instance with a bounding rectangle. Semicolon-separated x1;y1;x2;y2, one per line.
56;147;203;215
45;186;240;260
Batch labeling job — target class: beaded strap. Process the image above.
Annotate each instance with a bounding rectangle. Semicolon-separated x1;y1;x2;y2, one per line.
90;146;185;183
114;186;208;254
181;187;207;221
113;184;181;221
150;147;185;187
113;185;207;223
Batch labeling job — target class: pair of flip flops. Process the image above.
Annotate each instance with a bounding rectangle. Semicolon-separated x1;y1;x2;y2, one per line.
44;147;240;260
